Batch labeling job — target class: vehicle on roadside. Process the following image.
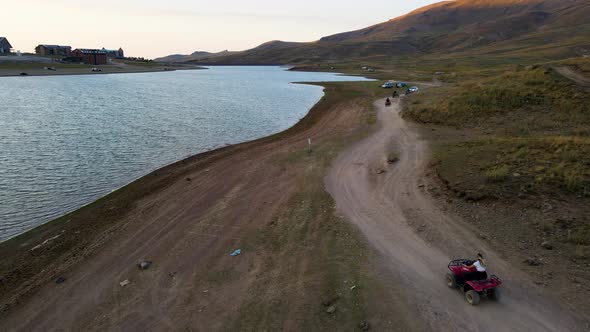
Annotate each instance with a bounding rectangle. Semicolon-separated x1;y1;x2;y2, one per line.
409;86;419;93
382;81;395;88
396;82;407;88
446;259;502;305
91;67;102;72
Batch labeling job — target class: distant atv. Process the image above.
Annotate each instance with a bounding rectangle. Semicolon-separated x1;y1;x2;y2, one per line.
446;259;502;305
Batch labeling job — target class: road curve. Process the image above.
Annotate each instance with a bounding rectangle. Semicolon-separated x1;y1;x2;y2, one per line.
326;98;587;331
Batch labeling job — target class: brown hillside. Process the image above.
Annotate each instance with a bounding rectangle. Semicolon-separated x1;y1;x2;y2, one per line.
187;0;590;65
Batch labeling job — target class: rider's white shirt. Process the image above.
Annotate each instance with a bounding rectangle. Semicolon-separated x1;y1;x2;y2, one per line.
474;260;486;272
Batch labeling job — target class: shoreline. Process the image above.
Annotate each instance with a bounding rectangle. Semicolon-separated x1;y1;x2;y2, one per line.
0;80;376;319
0;63;204;78
0;79;329;243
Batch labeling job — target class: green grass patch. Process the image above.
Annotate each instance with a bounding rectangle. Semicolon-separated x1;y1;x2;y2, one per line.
434;137;590;198
404;67;590;130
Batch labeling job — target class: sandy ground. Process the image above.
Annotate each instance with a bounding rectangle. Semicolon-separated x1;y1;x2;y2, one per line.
326;98;590;331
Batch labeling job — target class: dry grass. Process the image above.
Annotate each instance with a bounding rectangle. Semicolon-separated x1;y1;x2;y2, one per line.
485;165;510;183
406;64;590;197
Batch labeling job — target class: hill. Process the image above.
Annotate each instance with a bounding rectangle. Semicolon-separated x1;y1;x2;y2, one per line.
180;0;590;65
154;50;237;63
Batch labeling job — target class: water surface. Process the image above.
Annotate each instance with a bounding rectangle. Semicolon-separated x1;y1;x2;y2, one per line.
0;66;369;241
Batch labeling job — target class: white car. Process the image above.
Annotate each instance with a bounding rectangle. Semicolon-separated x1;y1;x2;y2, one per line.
409;86;419;93
382;81;394;88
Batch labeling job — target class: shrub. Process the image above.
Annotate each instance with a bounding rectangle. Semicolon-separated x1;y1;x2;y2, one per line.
485;165;510;182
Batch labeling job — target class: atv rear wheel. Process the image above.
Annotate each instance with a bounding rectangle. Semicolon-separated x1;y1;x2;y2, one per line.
489;288;501;301
465;290;480;305
446;273;457;288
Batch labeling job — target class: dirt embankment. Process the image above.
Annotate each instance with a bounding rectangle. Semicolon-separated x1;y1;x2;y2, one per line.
327;98;590;331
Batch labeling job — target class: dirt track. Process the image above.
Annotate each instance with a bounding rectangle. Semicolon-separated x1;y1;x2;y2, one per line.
326;98;589;331
555;66;590;87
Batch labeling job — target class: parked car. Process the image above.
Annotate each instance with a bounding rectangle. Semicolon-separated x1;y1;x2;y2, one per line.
396;82;407;88
409;86;419;93
382;81;395;88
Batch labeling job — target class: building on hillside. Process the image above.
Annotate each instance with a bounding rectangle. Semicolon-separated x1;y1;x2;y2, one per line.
70;49;108;65
101;47;124;58
0;37;13;55
35;44;72;56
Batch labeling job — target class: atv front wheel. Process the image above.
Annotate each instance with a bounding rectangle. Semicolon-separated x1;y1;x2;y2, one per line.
446;273;457;288
465;290;480;305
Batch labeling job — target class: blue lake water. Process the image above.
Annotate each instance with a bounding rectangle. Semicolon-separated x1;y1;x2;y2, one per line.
0;66;369;241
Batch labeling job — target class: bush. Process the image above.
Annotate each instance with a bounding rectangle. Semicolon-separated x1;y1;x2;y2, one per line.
485;165;510;182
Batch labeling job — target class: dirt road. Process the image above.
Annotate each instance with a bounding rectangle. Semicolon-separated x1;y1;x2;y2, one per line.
555;66;590;87
326;98;589;331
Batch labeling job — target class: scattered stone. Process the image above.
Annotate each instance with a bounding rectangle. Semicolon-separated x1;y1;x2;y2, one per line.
477;233;487;240
541;202;554;213
168;272;177;278
138;260;152;270
524;258;543;266
326;305;336;314
350;285;357;291
322;295;340;307
55;276;66;284
376;169;386;175
120;279;131;287
541;242;554;250
517;193;526;199
186;177;192;182
359;321;371;331
387;156;399;164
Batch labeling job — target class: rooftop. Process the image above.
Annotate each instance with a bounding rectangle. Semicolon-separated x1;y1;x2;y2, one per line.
75;48;107;54
38;44;71;48
0;37;12;48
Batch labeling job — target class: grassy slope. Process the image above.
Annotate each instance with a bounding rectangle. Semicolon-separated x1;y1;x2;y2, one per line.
402;58;590;245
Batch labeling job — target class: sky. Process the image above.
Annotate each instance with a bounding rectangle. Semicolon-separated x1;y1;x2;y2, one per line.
2;0;443;58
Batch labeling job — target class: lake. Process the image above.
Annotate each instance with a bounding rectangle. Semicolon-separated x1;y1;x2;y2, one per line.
0;66;369;241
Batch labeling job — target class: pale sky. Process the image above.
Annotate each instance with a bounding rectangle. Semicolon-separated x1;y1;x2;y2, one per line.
2;0;443;58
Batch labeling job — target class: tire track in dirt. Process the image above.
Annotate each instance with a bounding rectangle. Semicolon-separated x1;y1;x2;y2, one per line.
326;98;588;331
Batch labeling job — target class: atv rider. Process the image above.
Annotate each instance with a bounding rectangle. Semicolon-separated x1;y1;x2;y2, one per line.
463;253;487;281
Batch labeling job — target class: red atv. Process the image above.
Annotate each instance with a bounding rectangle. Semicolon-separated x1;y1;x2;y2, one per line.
446;259;502;305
